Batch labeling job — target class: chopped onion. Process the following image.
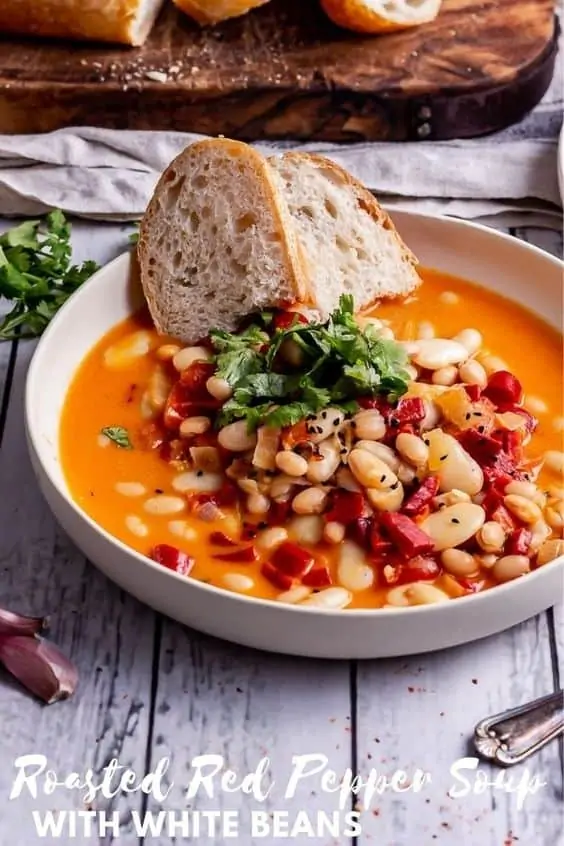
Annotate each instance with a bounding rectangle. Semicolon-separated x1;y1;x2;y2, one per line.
0;607;48;637
0;635;78;705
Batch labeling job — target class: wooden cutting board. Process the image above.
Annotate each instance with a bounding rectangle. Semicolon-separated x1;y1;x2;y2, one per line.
0;0;557;141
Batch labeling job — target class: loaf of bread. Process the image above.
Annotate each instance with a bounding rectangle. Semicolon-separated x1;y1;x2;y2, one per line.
138;139;420;343
172;0;270;26
0;0;165;46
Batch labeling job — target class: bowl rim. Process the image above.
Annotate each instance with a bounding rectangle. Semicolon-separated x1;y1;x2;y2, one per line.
24;210;564;620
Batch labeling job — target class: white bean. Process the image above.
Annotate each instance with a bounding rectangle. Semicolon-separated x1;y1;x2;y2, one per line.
270;475;296;501
420;503;486;551
104;331;152;368
97;433;111;448
434;490;471;508
288;515;324;545
427;429;483;495
144;495;185;515
348;448;398;489
366;483;404;512
458;359;487;388
172;345;212;372
300;587;352;609
503;495;542;525
404;583;450;605
306;439;341;484
156;343;182;361
222;573;254;593
276;586;312;605
125;514;149;537
529;520;551;552
493;555;530;583
417;321;435;340
275;451;308;477
412;339;468;371
354;441;400;472
140;391;155;420
432;366;458;387
524;395;548;415
115;481;147;497
452;329;482;355
545;502;564;531
218;421;257;452
378;327;395;341
190;446;221;473
292;487;328;515
168;520;198;540
148;366;171;412
536;539;564;566
305;409;345;443
505;480;542;501
256;527;288;551
395;433;429;467
352;409;386;441
552;417;564;433
476;521;506;553
337;541;375;592
544;450;564;477
172;471;222;494
439;291;459;305
397;462;417;485
206;375;233;401
480;354;508;375
335;467;362;492
441;548;479;577
247;493;270;515
324;521;346;544
179;416;211;437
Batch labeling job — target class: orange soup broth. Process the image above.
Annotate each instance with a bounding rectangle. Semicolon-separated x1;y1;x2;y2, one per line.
60;269;564;608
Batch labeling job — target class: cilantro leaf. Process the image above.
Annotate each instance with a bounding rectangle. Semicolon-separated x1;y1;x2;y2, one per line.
101;426;132;449
0;211;100;340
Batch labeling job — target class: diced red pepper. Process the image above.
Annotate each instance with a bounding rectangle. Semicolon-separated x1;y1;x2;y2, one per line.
271;542;315;578
273;310;309;331
209;531;238;546
325;490;366;525
189;480;239;510
348;516;374;548
151;544;195;576
214;546;258;563
281;420;309;449
457;577;486;593
458;429;503;463
505;528;532;556
369;524;394;555
179;361;216;396
163;384;204;429
464;384;482;402
380;512;435;558
269;499;292;524
261;561;293;591
160;438;189;463
302;565;333;587
491;429;524;463
402;476;440;517
482;371;523;406
393;555;441;585
388;397;426;426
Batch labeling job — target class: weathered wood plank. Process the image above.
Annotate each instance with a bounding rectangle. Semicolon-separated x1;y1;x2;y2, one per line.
144;623;352;845
513;226;563;259
0;223;153;846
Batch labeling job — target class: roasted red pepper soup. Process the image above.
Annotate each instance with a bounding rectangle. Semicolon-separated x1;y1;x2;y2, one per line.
61;270;564;610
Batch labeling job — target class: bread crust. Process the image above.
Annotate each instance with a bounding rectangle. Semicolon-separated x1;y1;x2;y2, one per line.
138;138;310;339
271;151;420;302
320;0;441;34
172;0;270;26
0;0;164;45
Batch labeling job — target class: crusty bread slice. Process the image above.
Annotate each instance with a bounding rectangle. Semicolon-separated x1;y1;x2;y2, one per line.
268;152;420;318
172;0;270;26
138;138;308;342
320;0;442;34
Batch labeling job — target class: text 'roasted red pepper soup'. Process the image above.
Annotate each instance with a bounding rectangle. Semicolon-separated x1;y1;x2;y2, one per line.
61;269;564;610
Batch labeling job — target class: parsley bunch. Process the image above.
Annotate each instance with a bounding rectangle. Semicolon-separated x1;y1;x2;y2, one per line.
0;210;99;340
210;295;410;430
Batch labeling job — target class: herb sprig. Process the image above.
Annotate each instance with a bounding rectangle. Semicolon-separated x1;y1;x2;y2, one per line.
0;210;100;340
210;295;410;430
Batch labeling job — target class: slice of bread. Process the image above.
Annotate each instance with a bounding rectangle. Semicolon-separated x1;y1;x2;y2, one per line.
138;138;308;342
172;0;270;26
320;0;442;34
268;152;420;318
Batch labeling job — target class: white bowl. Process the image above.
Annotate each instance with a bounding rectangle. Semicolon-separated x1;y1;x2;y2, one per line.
25;212;563;659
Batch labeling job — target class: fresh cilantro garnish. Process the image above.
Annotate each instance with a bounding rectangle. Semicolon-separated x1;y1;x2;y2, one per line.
101;426;132;449
0;210;100;340
210;295;410;430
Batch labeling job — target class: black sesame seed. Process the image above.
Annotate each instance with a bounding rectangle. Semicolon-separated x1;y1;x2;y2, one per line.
391;482;400;490
473;412;483;417
154;488;164;494
333;418;340;426
465;413;472;420
316;426;324;434
307;414;316;421
440;454;448;461
451;518;460;524
321;411;328;419
423;439;430;446
306;426;313;434
380;474;387;483
477;425;485;434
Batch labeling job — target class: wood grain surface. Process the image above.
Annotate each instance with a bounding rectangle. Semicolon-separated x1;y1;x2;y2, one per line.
0;0;557;140
0;221;562;846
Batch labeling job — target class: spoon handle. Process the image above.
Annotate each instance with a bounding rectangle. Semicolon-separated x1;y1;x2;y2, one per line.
473;690;564;767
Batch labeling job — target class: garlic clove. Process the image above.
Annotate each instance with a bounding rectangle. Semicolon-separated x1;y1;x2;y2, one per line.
0;635;78;705
0;607;48;637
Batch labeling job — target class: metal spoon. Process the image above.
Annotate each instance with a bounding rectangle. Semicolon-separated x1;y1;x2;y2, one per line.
473;690;564;766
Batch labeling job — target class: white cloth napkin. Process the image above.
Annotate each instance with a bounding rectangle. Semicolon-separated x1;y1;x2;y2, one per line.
0;41;561;227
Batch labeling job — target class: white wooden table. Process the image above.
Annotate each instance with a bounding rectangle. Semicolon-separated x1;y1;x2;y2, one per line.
0;220;562;846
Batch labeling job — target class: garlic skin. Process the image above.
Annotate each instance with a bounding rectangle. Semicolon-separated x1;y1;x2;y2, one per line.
0;635;78;704
0;607;48;637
